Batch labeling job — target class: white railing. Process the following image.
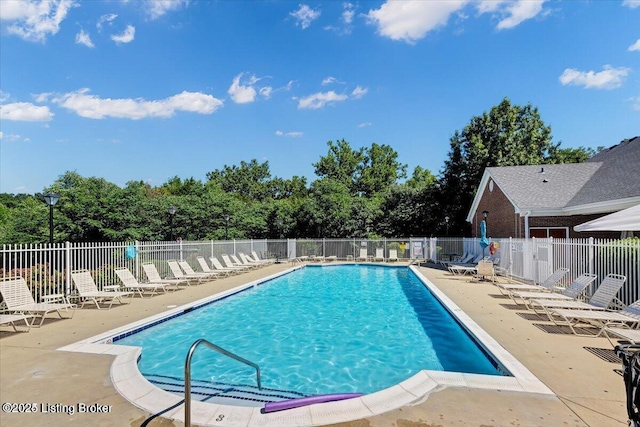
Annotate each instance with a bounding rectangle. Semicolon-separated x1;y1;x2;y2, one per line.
2;237;638;305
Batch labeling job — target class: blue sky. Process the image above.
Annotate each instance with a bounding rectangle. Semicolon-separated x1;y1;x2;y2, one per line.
1;0;638;195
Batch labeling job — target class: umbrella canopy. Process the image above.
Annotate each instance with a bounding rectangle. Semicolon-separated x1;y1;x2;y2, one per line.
574;204;640;232
479;219;489;248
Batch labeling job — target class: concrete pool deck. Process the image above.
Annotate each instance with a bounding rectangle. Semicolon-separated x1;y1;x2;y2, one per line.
0;262;629;426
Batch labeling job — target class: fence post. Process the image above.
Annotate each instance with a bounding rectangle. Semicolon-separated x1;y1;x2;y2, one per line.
588;237;595;275
65;241;71;296
134;240;140;280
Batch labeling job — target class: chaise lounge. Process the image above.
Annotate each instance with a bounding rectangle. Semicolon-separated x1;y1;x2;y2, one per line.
0;277;75;326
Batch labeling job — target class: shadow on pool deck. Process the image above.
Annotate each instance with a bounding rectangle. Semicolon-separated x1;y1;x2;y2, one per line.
0;262;628;426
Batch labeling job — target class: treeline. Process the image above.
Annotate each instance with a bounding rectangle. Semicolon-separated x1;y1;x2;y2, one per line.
0;98;597;244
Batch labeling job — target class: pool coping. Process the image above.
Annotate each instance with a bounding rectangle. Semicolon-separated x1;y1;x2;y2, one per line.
57;263;553;427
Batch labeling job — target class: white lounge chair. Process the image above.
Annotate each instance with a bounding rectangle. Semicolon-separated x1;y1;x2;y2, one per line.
495;268;569;295
604;327;640;346
441;253;473;268
357;248;368;261
221;254;251;271
142;262;189;287
0;277;75;326
197;256;232;277
71;270;132;309
509;273;598;309
210;257;243;274
471;260;496;283
547;299;640;337
530;274;626;320
114;267;171;298
0;313;34;332
166;260;206;284
178;259;220;280
229;254;255;269
374;248;385;262
251;251;275;264
387;249;398;262
448;254;484;275
239;253;263;268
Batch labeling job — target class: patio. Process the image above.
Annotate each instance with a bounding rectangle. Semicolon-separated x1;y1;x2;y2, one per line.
0;262;629;426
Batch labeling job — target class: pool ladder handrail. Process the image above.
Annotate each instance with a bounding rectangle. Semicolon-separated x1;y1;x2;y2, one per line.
184;338;262;427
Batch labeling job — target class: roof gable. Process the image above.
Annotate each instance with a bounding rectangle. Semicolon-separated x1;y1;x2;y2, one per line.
466;136;640;221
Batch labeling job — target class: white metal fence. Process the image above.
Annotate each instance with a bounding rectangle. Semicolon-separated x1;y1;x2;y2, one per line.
1;237;638;306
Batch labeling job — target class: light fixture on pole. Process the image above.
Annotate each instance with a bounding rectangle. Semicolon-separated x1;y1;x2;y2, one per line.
444;215;450;236
43;192;60;244
482;210;489;220
224;214;230;240
168;206;176;241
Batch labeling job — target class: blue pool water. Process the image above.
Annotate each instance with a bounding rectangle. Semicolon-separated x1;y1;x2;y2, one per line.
116;265;504;397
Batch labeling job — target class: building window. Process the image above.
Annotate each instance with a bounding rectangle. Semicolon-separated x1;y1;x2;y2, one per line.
529;227;568;239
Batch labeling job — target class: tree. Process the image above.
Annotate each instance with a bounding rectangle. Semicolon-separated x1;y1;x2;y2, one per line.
356;143;407;196
314;140;407;196
313;139;364;191
439;98;558;235
206;159;272;201
547;146;598;164
405;166;436;189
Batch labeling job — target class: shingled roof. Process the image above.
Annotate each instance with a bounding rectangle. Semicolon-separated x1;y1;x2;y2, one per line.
467;136;640;220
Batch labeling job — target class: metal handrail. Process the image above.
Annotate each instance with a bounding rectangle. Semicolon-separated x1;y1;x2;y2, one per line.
184;338;261;427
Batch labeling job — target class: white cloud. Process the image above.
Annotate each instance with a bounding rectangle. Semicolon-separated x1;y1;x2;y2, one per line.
628;95;640;111
111;25;135;44
351;86;368;99
622;0;640;8
228;73;258;104
358;122;372;128
146;0;189;20
0;102;54;121
75;29;94;48
96;13;117;31
259;86;273;99
2;133;24;142
476;0;509;14
297;91;348;109
321;76;340;85
0;131;3;139
342;3;355;24
629;39;640;52
53;88;223;119
33;92;52;103
290;4;321;29
559;65;630;90
275;130;303;137
0;0;75;42
366;0;468;44
493;0;548;30
228;73;273;103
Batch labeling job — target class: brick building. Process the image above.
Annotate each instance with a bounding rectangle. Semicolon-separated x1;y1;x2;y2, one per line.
466;136;640;239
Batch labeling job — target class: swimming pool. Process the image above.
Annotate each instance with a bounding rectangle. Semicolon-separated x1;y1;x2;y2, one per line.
61;264;552;426
114;265;504;401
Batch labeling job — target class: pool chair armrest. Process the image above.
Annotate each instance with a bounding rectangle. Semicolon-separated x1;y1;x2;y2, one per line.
103;285;121;292
41;293;69;304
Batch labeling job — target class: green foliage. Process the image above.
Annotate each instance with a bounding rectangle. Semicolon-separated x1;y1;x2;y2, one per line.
547;146;596;164
438;97;557;235
2;98;595;243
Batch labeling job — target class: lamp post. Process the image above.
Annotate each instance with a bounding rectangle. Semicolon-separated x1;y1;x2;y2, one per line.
482;210;489;221
445;215;450;236
43;192;60;244
168;206;176;241
224;214;230;240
